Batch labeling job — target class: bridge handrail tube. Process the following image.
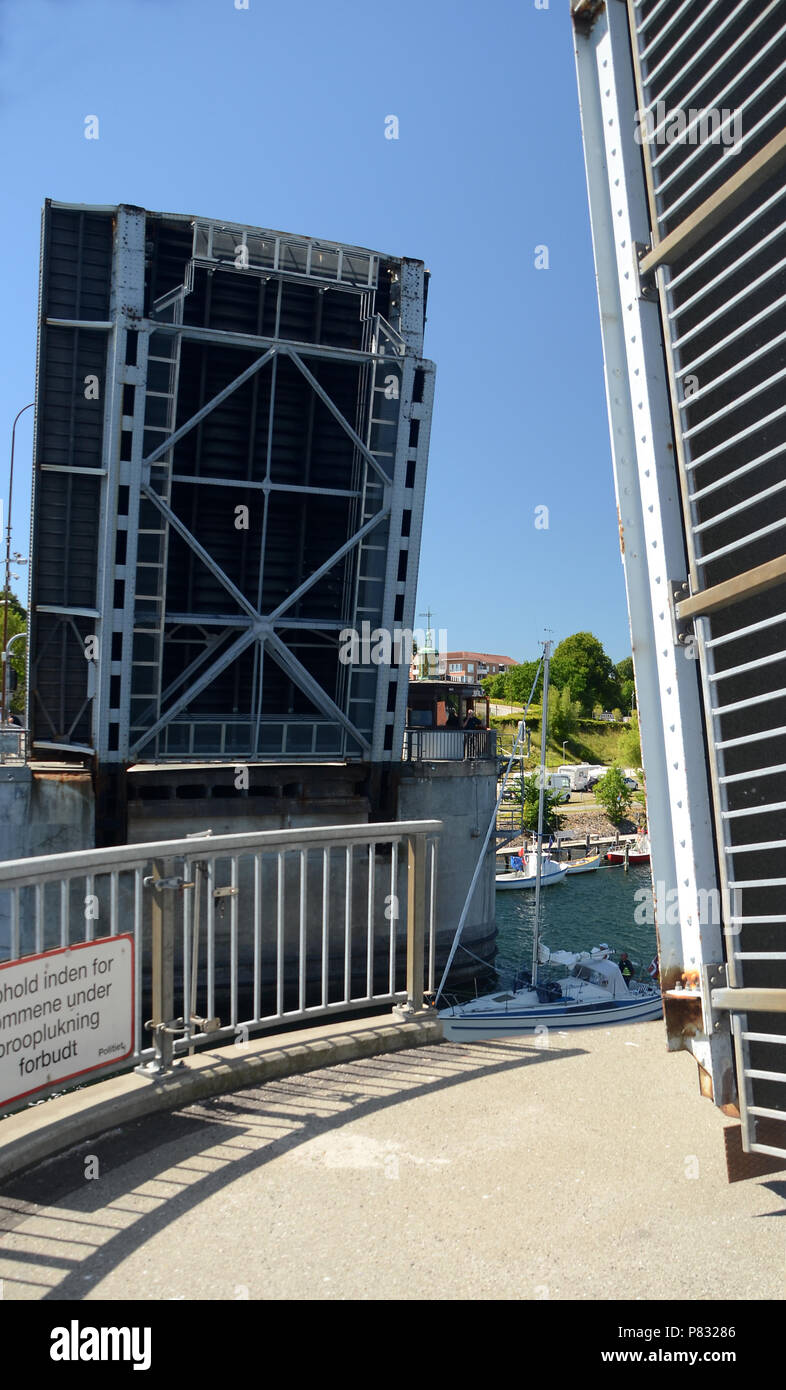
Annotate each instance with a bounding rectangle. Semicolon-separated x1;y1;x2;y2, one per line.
0;820;443;889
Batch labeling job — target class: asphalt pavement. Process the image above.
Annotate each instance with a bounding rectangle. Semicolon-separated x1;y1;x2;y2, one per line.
0;1021;783;1301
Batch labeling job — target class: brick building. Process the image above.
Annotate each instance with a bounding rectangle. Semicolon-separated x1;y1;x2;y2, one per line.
443;651;517;683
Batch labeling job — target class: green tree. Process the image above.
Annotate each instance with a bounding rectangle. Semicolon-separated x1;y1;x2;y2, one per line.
504;660;542;707
616;657;635;714
483;672;507;699
520;774;564;834
551;632;620;714
547;684;581;744
619;712;642;768
0;589;26;717
594;767;632;824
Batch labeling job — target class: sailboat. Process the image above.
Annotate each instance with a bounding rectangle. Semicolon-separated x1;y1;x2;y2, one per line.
495;843;567;890
437;640;662;1040
439;944;662;1039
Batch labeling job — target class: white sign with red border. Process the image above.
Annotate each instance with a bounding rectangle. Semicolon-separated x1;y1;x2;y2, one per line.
0;935;134;1107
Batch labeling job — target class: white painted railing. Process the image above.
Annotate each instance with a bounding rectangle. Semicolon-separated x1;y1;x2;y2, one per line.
0;820;440;1111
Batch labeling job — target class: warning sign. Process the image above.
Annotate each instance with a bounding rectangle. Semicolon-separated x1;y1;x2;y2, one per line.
0;935;134;1107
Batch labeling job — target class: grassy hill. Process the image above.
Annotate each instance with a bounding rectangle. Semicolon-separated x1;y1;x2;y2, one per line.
491;714;636;769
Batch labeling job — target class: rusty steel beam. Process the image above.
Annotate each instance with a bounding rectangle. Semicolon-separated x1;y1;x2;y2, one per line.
677;555;786;622
724;1122;786;1183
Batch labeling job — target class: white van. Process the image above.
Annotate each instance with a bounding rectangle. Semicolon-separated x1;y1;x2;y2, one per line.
545;772;571;801
557;764;591;791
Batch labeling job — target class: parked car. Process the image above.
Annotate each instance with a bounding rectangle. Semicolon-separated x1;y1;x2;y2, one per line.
545;772;571;795
586;770;637;793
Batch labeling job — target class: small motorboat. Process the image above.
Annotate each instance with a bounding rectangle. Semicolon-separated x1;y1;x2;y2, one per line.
439;945;663;1039
495;848;567;890
564;852;601;875
606;832;650;865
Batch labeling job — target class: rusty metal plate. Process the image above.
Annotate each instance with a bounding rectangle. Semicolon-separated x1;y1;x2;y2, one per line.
724;1123;786;1185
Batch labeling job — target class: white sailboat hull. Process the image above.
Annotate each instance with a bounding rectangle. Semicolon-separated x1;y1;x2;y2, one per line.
440;989;662;1040
495;867;567;890
439;959;663;1040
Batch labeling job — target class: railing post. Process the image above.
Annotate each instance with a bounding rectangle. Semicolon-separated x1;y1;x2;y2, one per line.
137;858;179;1076
427;836;437;994
399;832;427;1015
151;858;175;1028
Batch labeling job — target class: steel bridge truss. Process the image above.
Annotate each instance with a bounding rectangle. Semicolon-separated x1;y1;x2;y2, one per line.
29;205;435;765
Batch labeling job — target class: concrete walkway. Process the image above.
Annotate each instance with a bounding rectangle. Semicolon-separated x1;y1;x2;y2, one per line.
0;1022;783;1301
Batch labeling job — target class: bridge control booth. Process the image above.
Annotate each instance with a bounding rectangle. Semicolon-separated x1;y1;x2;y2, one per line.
404;680;494;761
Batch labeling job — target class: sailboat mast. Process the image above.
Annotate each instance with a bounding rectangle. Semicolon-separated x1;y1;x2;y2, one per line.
531;639;552;987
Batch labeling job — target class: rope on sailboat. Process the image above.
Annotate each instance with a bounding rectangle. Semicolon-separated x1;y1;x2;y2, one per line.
434;659;544;1003
458;942;504;972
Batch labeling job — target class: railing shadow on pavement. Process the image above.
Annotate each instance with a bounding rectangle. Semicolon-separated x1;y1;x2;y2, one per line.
0;1036;586;1300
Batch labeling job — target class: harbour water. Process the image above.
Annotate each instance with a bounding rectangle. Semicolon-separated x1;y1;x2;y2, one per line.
492;861;657;983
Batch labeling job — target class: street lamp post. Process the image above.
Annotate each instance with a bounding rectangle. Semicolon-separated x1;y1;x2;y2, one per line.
3;403;34;725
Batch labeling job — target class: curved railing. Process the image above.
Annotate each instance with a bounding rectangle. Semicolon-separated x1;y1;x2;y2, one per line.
0;819;440;1116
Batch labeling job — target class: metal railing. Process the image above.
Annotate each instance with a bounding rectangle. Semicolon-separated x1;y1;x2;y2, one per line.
403;728;497;761
0;819;440;1110
146;717;351;760
193;220;379;288
0;723;26;763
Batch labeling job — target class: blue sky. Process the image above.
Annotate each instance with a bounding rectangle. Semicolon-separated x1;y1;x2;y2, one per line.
0;0;632;664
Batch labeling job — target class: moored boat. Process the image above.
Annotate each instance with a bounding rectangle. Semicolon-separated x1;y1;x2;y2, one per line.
439;946;662;1039
606;832;650;864
438;639;662;1039
564;852;601;875
495;848;567;890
